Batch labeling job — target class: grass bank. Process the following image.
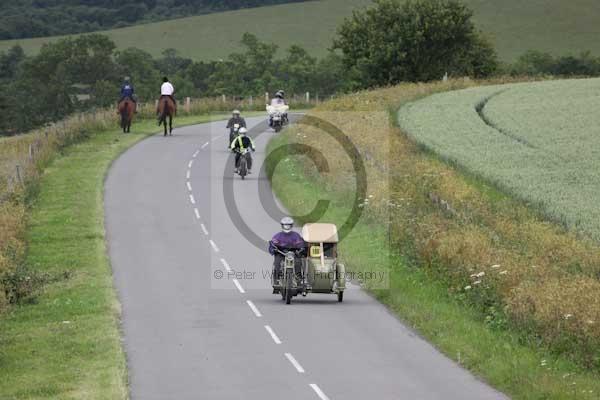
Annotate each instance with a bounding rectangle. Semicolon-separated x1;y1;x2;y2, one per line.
266;82;600;399
0;114;228;399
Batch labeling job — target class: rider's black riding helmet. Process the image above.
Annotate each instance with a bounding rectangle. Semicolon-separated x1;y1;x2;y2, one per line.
162;76;169;83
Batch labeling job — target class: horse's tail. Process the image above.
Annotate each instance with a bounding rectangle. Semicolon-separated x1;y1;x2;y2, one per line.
120;101;129;127
158;98;168;125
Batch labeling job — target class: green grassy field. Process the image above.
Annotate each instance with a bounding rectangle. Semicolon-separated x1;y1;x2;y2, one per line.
398;78;600;241
267;125;600;400
2;0;600;61
0;114;231;399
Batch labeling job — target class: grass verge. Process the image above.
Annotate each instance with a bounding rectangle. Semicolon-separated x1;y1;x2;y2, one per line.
267;112;600;399
0;114;229;399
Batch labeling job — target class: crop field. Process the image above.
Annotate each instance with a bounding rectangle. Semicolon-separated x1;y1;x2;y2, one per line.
270;79;600;397
398;78;600;241
2;0;600;61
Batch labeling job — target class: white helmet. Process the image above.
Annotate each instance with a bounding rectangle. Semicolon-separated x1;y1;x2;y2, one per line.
239;127;248;135
233;109;240;115
280;217;294;233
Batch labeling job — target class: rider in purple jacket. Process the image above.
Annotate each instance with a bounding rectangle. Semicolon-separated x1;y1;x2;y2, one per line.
269;217;306;287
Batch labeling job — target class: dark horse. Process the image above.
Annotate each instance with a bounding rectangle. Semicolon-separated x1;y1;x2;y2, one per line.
118;97;135;133
157;96;176;136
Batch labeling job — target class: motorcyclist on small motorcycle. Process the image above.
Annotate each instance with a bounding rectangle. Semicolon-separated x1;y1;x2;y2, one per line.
230;127;255;174
227;109;247;130
269;217;306;290
227;110;247;148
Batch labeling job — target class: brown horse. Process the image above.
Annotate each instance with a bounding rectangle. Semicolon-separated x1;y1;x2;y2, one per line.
157;96;176;136
118;98;135;133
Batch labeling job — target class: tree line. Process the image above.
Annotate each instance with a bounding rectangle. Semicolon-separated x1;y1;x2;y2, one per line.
0;0;306;40
0;32;348;136
2;0;599;136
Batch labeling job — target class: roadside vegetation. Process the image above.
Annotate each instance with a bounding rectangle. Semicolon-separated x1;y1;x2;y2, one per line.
0;113;233;398
267;78;600;398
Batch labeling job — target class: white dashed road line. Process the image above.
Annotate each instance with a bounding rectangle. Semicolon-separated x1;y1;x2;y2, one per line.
246;300;262;317
264;325;282;344
200;224;209;235
284;353;305;373
309;384;330;400
182;127;335;400
220;258;232;272
232;279;245;294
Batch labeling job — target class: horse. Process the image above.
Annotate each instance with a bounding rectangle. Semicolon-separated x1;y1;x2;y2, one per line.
118;97;134;133
157;96;176;136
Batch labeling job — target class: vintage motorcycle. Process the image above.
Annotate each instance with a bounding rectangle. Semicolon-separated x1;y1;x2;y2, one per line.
272;223;345;304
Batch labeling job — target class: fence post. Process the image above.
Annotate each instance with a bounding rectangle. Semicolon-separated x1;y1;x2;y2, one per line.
249;95;253;107
222;94;226;103
265;92;269;105
306;92;310;103
29;144;34;161
155;99;159;109
185;97;191;113
15;165;23;185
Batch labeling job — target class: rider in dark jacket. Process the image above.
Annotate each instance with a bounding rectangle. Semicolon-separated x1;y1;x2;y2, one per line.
119;77;137;111
226;110;247;129
119;78;135;101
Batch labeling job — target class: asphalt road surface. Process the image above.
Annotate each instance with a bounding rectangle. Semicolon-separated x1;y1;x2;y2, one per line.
105;116;508;400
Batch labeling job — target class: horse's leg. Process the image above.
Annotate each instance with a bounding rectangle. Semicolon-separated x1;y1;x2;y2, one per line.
169;115;173;135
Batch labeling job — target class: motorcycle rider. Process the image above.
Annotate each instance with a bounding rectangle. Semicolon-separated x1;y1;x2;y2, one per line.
268;90;288;126
226;110;247;147
230;127;255;174
268;217;306;290
270;90;286;106
226;110;247;129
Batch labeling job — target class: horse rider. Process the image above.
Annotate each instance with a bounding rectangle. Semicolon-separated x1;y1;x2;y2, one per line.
268;217;306;289
119;77;136;112
158;76;176;114
230;127;255;174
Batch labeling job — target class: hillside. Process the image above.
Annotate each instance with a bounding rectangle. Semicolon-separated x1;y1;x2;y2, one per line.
0;0;307;39
3;0;600;61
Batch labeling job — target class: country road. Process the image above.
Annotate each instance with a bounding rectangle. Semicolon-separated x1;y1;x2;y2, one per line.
104;116;508;400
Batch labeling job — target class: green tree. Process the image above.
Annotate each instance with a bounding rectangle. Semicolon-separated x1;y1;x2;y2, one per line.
278;45;317;95
115;47;161;101
333;0;498;87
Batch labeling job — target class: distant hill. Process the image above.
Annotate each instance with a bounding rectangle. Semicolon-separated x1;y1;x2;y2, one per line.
0;0;309;40
1;0;600;62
